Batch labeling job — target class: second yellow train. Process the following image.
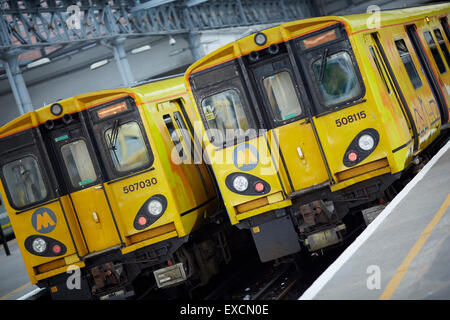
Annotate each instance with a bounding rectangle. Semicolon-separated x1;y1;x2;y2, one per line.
185;4;450;261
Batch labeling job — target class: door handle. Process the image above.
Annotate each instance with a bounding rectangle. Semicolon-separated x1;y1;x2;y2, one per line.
94;185;103;190
297;147;304;159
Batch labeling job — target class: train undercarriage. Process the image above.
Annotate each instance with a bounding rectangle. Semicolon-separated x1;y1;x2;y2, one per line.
38;222;237;300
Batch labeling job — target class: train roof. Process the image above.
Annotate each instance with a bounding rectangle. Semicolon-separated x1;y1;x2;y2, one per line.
0;75;186;139
186;3;450;76
334;2;449;34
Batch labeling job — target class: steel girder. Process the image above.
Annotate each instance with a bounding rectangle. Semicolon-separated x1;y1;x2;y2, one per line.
0;0;312;52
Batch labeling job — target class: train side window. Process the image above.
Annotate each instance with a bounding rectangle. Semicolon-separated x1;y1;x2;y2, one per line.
105;121;150;172
173;112;189;136
61;140;97;188
2;156;48;209
311;51;362;107
163;114;185;160
201;89;250;145
369;46;390;93
424;31;447;74
262;71;303;122
433;29;450;67
440;17;450;43
394;39;423;89
173;111;197;161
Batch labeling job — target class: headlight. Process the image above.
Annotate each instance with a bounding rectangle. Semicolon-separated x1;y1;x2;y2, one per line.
50;103;63;116
358;134;375;151
32;238;47;253
148;200;163;216
254;32;267;46
233;175;249;192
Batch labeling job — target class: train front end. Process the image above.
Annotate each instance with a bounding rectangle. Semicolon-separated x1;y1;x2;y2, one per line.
0;83;219;299
185;5;449;262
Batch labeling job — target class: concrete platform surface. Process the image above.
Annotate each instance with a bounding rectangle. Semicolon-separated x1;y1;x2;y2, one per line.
301;140;450;300
0;239;39;300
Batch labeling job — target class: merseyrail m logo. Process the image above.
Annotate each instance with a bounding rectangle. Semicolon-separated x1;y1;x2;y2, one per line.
31;208;57;234
233;143;259;171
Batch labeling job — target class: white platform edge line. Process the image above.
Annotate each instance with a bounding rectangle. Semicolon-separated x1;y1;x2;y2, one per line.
17;287;44;300
299;139;450;300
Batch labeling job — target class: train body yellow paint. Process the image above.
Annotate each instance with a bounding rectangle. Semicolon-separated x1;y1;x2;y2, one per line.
1;3;449;299
0;76;224;299
186;4;450;261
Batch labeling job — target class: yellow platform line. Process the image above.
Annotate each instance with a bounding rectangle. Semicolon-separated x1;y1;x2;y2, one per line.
0;282;31;300
379;194;450;300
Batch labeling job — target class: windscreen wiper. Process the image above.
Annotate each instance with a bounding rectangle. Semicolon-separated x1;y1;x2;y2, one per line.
107;119;121;165
318;48;329;81
107;119;120;150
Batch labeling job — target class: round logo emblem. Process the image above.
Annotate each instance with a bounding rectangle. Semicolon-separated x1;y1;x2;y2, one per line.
31;208;57;234
233;143;259;171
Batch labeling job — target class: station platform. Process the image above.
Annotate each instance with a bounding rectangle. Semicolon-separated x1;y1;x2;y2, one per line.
300;140;450;300
0;239;40;300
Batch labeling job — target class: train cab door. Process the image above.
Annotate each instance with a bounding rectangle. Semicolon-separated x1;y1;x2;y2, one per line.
48;115;122;254
172;106;212;198
86;96;161;242
250;52;330;193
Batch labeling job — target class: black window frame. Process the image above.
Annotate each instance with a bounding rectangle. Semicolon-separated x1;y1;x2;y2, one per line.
87;96;154;181
295;23;366;115
200;86;255;148
433;28;450;68
251;54;307;127
440;17;450;43
261;69;305;124
0;128;57;212
1;154;51;211
190;61;258;149
43;112;103;194
173;110;200;164
163;113;186;160
394;38;423;90
59;137;99;190
424;30;447;74
369;45;391;94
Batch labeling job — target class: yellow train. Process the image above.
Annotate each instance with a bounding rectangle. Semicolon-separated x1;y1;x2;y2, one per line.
185;4;450;261
0;76;230;299
1;2;449;300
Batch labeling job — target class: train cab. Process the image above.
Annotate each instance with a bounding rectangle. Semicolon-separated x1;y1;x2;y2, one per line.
185;4;450;261
0;76;226;299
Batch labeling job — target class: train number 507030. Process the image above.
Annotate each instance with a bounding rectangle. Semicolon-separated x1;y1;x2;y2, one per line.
123;178;157;194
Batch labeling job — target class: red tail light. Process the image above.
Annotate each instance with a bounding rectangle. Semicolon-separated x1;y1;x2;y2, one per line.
254;182;265;192
138;216;147;226
348;152;358;162
52;244;61;254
